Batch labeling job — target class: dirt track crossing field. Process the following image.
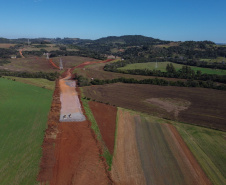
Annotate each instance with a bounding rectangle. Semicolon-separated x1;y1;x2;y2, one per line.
111;108;212;185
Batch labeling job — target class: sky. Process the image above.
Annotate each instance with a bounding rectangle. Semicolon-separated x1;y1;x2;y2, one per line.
0;0;226;42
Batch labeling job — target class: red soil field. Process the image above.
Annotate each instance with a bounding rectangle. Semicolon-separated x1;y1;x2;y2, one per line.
50;121;112;185
89;101;117;154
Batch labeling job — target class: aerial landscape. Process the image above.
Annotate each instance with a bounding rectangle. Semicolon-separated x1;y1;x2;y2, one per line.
0;0;226;185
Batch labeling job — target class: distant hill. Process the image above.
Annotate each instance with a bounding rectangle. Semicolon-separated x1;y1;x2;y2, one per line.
94;35;170;46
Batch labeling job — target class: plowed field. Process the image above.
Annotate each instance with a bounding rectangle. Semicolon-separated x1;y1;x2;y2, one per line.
111;108;212;185
83;83;226;131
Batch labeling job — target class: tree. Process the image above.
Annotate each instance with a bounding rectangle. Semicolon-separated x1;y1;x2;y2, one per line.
166;63;176;73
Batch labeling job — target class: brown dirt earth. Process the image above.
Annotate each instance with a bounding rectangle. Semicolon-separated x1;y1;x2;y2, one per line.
89;101;117;154
37;80;61;184
111;110;146;185
146;98;191;119
83;83;226;131
38;70;112;185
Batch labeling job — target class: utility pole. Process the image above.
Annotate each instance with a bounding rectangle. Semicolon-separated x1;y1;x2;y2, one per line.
155;59;158;69
59;58;63;70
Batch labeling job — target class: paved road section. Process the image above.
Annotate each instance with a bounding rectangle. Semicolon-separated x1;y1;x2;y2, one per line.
59;71;86;122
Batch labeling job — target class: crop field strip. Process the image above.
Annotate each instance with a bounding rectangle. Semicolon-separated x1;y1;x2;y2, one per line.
111;108;212;185
0;78;52;185
174;123;226;185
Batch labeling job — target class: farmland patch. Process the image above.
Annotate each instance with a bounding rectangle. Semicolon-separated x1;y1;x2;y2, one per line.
119;62;226;75
0;78;52;185
83;83;226;131
111;108;211;185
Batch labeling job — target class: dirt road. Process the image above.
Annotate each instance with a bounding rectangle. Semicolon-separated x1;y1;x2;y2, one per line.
19;49;25;58
38;69;112;185
59;69;85;122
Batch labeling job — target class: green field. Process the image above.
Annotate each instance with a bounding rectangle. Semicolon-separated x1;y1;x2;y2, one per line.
3;76;55;90
0;78;53;185
174;123;226;185
200;57;225;63
119;62;226;75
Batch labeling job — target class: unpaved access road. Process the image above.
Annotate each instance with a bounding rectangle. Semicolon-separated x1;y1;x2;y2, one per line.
38;69;112;185
59;69;86;122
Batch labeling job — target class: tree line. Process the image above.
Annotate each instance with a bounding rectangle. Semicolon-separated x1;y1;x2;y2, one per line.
104;60;226;84
89;77;226;91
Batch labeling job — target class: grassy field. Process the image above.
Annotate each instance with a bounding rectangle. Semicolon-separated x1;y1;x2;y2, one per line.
0;78;53;185
3;76;55;90
200;57;225;63
75;61;185;83
119;62;226;75
174;123;226;185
